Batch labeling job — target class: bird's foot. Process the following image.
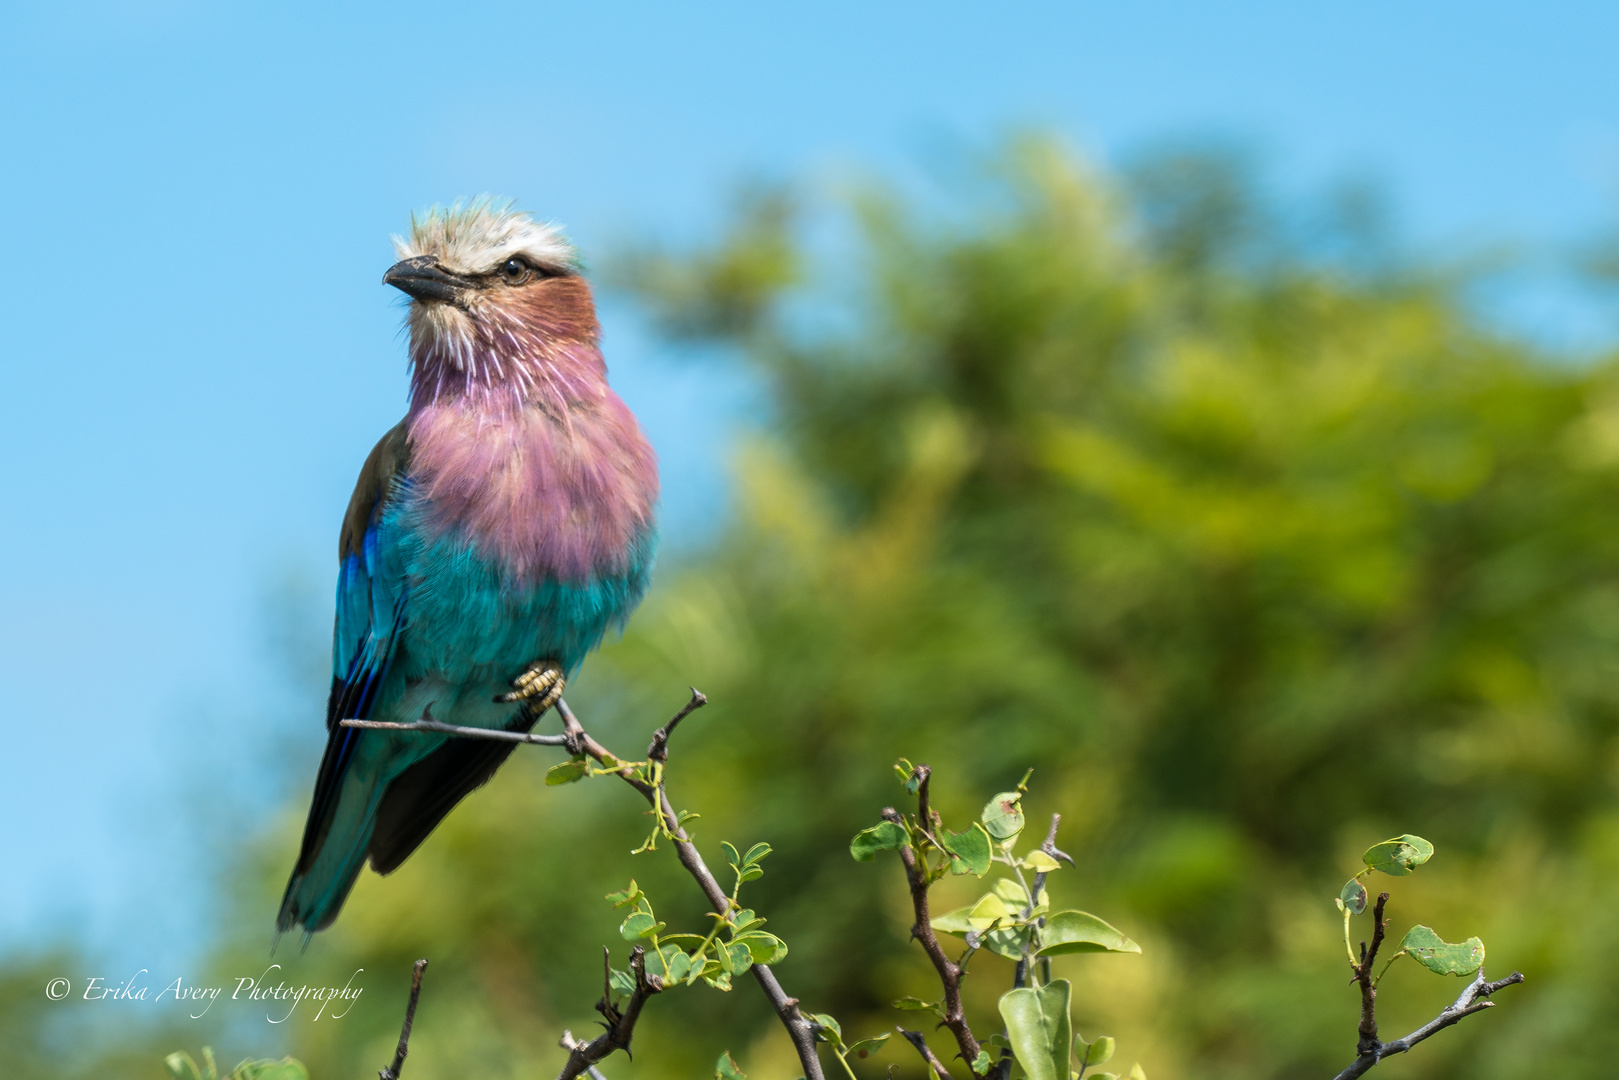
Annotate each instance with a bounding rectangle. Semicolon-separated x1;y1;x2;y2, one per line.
496;660;566;714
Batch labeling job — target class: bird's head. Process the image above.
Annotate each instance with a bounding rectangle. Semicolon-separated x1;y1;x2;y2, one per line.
387;199;602;409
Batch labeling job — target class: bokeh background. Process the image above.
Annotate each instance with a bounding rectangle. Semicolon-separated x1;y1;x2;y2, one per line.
4;2;1619;1077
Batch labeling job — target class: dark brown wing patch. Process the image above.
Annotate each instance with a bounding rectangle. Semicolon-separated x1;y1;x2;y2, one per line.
339;420;410;562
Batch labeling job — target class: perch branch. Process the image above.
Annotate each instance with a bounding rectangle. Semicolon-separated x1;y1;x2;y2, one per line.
555;946;663;1080
378;958;428;1080
342;716;571;746
1330;890;1523;1079
884;764;983;1075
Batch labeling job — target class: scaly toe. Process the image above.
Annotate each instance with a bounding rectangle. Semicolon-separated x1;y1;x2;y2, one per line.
496;661;565;705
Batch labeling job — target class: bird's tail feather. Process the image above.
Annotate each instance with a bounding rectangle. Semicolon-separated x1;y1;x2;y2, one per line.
276;767;390;936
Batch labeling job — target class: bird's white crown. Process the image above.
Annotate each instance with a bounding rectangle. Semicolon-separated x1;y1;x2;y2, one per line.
393;197;576;276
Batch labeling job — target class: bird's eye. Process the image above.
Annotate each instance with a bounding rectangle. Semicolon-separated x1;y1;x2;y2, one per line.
500;258;530;284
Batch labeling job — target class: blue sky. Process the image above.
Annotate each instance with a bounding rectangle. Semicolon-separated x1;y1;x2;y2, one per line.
2;1;1616;974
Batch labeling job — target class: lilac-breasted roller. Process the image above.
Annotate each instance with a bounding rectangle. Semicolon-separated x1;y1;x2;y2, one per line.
277;201;658;938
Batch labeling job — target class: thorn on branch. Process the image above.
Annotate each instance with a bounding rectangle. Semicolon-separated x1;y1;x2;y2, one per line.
556;946;664;1080
378;958;428;1080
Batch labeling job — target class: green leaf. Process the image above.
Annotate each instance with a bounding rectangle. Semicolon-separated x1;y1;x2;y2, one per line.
724;941;755;975
1362;835;1435;877
736;931;789;964
993;878;1030;909
848;1033;891;1059
619;911;662;940
1401;925;1485;976
689;958;710;986
705;971;734;992
942;823;993;876
1082;1036;1115;1067
1037;911;1141;956
998;979;1072;1080
605;880;644;908
715;1050;748;1080
742;842;773;866
982;924;1034;960
970;1048;992;1075
850;821;910;861
982;791;1027;841
165;1053;203;1080
812;1012;843;1043
722;841;742;868
932;892;1012;935
1129;1064;1148;1080
545;758;589;786
666;951;693;983
1340;877;1368;915
1088;1073;1118;1080
1021;849;1062;872
231;1060;309;1080
892;996;941;1011
608;967;635;996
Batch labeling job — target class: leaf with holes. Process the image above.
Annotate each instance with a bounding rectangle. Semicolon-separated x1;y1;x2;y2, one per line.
1340;877;1368;915
1402;925;1485;976
715;1051;747;1080
1362;835;1435;877
847;1034;891;1060
982;791;1026;841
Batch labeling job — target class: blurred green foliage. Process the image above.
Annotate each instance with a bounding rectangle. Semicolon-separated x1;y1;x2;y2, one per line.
21;139;1619;1078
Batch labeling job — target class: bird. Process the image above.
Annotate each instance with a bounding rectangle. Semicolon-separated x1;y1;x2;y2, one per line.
276;199;659;940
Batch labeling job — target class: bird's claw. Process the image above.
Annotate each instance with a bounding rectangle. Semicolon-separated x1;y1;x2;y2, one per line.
496;660;565;713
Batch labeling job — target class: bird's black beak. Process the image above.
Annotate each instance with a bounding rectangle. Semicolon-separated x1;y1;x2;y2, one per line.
383;255;475;304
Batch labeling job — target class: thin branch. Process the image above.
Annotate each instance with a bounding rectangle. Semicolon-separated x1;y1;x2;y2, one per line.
556;946;663;1080
1330;968;1524;1080
1353;892;1391;1055
557;1033;609;1080
884;764;983;1076
458;691;827;1080
341;716;571;746
647;688;709;762
898;1026;959;1080
378;958;428;1080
